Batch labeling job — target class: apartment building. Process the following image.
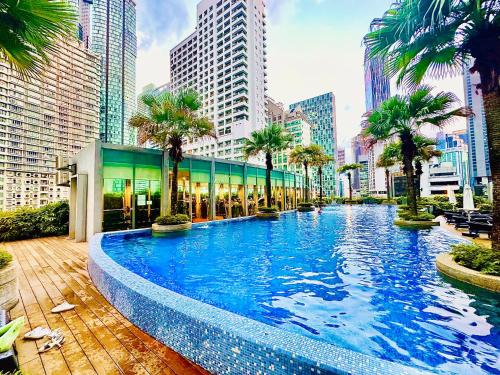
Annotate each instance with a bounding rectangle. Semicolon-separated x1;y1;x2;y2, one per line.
170;0;267;161
0;39;100;210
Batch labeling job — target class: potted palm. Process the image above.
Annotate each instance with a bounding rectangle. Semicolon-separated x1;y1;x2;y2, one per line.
290;144;322;211
0;248;18;311
130;89;215;231
243;124;293;219
337;163;363;203
152;214;192;234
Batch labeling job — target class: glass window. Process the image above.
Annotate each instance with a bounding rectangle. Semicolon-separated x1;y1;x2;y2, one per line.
191;159;212;222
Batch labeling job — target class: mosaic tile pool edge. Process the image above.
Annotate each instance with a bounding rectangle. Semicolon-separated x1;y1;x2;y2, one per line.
88;226;429;375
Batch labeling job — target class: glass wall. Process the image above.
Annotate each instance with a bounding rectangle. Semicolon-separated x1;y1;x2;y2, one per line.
100;146;305;232
102;149;162;231
191;159;212;222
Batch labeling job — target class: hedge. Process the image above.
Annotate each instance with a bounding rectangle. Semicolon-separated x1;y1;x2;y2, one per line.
0;201;69;242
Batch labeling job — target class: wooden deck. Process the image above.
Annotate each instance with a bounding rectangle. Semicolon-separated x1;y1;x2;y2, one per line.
5;237;209;375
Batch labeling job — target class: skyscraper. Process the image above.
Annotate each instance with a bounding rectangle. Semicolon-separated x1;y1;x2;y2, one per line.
170;0;267;161
363;17;391;196
0;39;100;210
463;60;491;193
90;0;137;145
289;93;337;197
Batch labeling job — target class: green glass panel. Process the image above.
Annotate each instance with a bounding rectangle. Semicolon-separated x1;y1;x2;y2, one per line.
191;159;211;183
135;165;161;180
103;163;133;179
231;165;244;185
215;162;230;184
103;149;135;164
247;166;258;177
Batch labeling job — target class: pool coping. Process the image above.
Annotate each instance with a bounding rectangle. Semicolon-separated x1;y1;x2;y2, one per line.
88;217;431;375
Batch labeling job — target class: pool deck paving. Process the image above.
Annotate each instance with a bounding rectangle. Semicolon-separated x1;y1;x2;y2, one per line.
5;236;209;375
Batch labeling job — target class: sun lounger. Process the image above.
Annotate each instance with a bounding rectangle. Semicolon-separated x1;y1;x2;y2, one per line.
463;221;493;239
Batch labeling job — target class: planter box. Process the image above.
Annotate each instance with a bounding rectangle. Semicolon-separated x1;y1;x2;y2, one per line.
436;253;500;293
394;219;439;229
297;206;315;212
255;212;280;219
0;263;18;311
152;222;192;234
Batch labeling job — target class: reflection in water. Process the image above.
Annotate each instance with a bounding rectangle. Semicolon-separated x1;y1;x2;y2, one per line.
104;205;500;374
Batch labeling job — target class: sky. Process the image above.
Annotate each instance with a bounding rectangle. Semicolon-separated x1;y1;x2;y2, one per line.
136;0;466;154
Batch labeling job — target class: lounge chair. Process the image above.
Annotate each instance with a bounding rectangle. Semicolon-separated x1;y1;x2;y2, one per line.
453;215;469;229
464;221;493;239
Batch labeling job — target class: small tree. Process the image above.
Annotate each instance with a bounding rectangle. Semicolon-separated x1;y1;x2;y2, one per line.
311;151;333;204
377;148;398;200
289;144;322;202
243;124;293;208
338;164;363;200
129;89;215;214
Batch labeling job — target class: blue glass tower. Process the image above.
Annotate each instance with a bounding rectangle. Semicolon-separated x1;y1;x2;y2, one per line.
289;93;337;197
90;0;137;145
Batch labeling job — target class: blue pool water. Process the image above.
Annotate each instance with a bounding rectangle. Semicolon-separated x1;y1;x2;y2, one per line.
102;206;500;374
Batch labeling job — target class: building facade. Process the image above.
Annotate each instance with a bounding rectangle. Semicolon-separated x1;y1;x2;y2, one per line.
463;60;491;194
272;107;312;173
69;141;306;242
363;17;391;196
0;39;100;211
170;0;267;161
90;0;137;145
289;93;337;197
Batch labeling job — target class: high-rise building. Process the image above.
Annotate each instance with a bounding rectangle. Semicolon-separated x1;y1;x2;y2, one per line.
289;93;337;197
363;17;391;196
90;0;137;145
69;0;93;47
463;60;491;193
266;96;285;126
136;83;170;146
0;39;100;210
170;0;267;161
272;107;312;173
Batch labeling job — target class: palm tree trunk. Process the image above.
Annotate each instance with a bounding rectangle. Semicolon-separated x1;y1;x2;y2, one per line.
403;155;417;216
265;152;273;208
171;159;179;215
304;162;309;202
319;167;323;203
415;161;422;200
348;172;352;200
385;169;391;200
482;91;500;251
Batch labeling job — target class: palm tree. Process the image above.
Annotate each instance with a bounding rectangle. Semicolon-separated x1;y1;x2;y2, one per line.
129;89;215;214
0;0;77;79
363;87;469;216
414;137;443;198
377;149;397;200
243;124;293;208
364;0;499;248
311;151;334;204
289;144;322;202
338;164;363;200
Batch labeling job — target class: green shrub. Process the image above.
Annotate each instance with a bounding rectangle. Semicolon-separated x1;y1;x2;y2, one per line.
335;197;346;204
298;202;314;208
0;201;69;242
382;199;397;204
451;243;500;276
362;196;384;204
258;206;278;213
398;210;434;221
155;214;190;225
477;203;492;213
0;249;13;270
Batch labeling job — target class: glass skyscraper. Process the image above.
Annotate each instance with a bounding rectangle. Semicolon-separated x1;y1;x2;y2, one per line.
90;0;137;145
289;93;337;197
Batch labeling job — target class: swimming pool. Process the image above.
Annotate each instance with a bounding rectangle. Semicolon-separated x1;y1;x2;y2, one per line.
92;206;500;374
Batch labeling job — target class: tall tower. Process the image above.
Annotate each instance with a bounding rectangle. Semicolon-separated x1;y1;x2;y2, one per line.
363;17;391;196
170;0;267;161
289;93;337;197
90;0;137;145
463;60;491;192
